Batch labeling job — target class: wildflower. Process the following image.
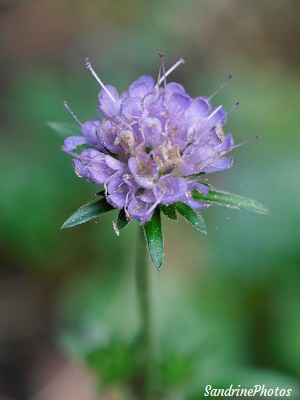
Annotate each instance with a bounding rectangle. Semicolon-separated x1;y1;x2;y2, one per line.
63;54;237;224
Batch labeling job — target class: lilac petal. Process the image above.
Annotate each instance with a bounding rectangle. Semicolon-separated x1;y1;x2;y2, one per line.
177;160;194;176
128;153;158;189
144;93;166;122
167;92;191;118
195;129;222;148
215;133;234;155
181;194;209;210
202;157;233;173
121;97;143;120
129;75;155;98
105;155;125;171
188;180;209;195
72;149;107;181
127;197;155;223
98;85;121;118
82;121;97;140
167;121;189;150
79;148;102;161
107;193;125;209
142;117;164;147
81;121;102;147
100;120;124;154
139;190;156;203
72;159;89;179
164;82;186;101
207;105;227;126
179;145;210;175
122;175;139;192
185;97;211;123
107;179;131;209
84;151;116;184
154;175;188;205
63;136;89;153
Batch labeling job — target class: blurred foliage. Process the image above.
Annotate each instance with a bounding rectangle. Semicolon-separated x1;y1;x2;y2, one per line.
1;0;300;398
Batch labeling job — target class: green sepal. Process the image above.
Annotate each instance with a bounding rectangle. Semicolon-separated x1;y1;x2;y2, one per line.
193;187;269;214
47;121;82;138
144;208;164;270
117;209;129;231
61;198;114;229
160;204;178;221
175;202;207;234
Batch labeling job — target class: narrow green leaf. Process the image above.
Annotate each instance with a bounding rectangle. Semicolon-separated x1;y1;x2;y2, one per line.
47;121;82;138
144;208;164;270
193;187;269;214
160;204;178;221
117;209;129;231
62;198;114;229
176;202;207;234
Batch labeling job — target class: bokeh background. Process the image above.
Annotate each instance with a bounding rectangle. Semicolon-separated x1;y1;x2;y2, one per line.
1;0;300;399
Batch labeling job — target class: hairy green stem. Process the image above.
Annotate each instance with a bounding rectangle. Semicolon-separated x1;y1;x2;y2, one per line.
135;226;153;399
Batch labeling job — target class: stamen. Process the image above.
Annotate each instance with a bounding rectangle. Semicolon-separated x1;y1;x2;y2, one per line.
208;101;239;121
208;74;232;100
188;101;240;147
233;134;261;150
159;52;167;88
208;105;223;120
158;58;185;85
155;56;162;90
227;100;240;115
146;196;163;217
85;57;116;103
63;101;82;126
124;191;132;221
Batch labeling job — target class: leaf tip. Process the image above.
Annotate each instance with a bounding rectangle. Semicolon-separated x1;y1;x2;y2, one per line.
155;261;163;270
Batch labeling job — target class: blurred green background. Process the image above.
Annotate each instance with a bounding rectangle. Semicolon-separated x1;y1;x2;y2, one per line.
1;0;300;398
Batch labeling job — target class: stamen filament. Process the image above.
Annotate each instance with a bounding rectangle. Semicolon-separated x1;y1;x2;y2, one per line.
158;58;185;85
63;101;82;126
208;105;223;120
146;195;163;217
85;58;116;103
233;134;261;150
155;61;162;91
208;74;232;100
159;52;167;88
187;101;240;147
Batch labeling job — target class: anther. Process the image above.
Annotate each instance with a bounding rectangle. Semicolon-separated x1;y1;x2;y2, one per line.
158;58;185;86
84;57;116;103
208;74;232;100
63;101;82;126
227;101;240;115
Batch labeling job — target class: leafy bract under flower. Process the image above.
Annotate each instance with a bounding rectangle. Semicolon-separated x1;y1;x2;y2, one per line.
63;64;234;224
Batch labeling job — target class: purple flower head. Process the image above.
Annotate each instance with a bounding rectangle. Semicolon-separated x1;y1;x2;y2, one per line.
62;56;238;224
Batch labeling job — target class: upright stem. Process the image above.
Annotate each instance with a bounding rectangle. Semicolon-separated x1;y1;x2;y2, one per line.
135;226;153;400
